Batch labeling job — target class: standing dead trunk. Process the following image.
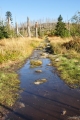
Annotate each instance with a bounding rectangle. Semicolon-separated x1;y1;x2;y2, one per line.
27;17;31;37
68;22;70;35
16;22;18;36
39;23;41;37
35;22;38;38
22;24;24;35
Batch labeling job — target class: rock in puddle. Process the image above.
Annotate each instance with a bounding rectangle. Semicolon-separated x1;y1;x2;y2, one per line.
68;116;80;120
30;60;42;67
34;79;47;85
35;70;42;73
47;63;52;66
40;52;49;58
61;109;66;115
17;102;25;108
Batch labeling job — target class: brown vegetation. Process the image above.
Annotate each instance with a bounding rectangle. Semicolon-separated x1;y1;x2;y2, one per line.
62;38;80;52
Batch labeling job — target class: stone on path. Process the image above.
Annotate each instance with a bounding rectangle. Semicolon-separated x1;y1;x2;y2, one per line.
34;79;47;85
55;58;60;62
68;116;80;120
47;63;52;66
61;109;66;115
35;70;42;73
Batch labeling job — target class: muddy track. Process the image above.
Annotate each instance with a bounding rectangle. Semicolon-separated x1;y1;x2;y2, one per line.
6;41;80;120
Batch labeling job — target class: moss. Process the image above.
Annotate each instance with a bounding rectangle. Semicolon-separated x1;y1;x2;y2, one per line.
30;60;42;67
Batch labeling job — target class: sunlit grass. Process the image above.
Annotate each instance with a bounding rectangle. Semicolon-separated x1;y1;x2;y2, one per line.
0;72;20;106
49;36;80;88
0;37;42;67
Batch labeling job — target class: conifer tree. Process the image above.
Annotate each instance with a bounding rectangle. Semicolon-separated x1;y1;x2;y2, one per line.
55;15;69;37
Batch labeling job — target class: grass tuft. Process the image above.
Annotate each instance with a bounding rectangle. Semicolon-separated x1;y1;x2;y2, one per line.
0;72;20;106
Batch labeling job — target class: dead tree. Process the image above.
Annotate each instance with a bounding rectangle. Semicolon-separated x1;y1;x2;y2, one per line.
15;22;18;36
27;17;31;37
68;21;70;35
35;22;38;38
22;23;24;35
39;20;42;37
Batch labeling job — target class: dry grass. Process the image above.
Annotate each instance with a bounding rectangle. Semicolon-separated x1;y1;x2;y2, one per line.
0;37;42;67
48;36;72;43
47;36;73;54
62;38;80;52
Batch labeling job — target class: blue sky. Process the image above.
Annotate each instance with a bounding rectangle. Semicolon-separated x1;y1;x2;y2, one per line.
0;0;80;24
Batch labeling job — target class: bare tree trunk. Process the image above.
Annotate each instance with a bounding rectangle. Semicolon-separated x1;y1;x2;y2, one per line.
35;22;38;38
39;20;42;37
68;22;70;35
39;24;41;37
16;22;18;36
22;23;24;35
27;17;31;37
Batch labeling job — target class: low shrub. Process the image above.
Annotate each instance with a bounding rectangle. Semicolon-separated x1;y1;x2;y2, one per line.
62;38;80;52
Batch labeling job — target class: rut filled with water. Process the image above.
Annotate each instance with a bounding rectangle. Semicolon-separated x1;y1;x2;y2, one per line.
7;41;80;120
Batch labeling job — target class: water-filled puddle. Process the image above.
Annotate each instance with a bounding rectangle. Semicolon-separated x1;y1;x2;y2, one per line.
7;49;80;120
